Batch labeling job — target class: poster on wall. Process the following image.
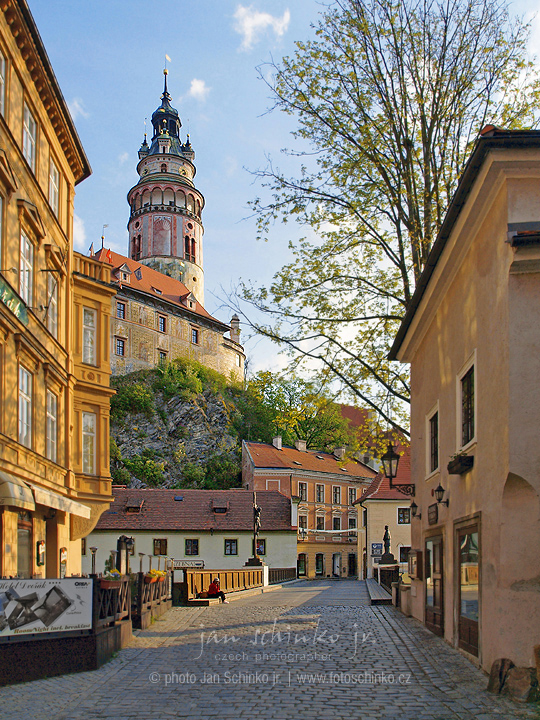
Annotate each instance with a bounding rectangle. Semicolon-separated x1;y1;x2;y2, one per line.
0;578;92;639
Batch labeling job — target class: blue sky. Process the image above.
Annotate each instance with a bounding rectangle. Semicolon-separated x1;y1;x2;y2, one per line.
27;0;540;375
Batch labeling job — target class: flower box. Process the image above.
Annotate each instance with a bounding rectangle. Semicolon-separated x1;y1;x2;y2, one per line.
158;575;166;583
447;455;474;475
100;579;122;590
144;575;158;584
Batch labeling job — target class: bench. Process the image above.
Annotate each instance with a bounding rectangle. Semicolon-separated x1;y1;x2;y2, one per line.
366;578;392;606
187;591;222;606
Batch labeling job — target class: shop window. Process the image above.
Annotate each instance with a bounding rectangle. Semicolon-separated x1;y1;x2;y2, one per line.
398;507;411;524
17;511;32;578
153;539;168;555
185;539;199;555
315;553;324;575
297;553;306;576
23;103;37;171
46;390;57;463
18;365;32;448
82;411;96;474
82;307;97;364
224;539;238;556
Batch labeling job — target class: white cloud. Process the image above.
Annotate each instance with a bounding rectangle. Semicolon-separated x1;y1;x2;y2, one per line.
188;78;211;101
73;214;87;252
233;5;290;51
68;98;89;121
118;152;129;165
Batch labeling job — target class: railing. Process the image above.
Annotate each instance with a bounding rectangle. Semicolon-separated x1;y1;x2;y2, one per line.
93;576;131;630
73;252;111;284
134;572;172;617
269;567;297;584
182;568;263;601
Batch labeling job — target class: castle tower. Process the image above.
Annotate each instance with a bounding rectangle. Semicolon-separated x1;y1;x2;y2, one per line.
127;70;205;302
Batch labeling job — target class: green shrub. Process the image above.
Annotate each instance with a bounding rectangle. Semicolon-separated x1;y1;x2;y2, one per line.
111;383;154;420
123;450;165;486
182;462;205;486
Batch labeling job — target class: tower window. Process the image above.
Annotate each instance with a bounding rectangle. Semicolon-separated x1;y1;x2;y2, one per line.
161;163;167;173
185;236;195;263
191;328;199;345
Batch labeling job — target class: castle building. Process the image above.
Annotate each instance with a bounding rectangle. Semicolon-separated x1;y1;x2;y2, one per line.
99;71;244;380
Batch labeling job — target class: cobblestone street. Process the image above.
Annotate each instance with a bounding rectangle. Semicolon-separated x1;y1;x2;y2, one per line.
1;581;538;720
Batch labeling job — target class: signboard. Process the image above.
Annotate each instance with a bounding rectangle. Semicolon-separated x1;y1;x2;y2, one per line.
0;578;92;639
371;542;383;557
428;503;439;526
174;560;205;569
0;276;28;325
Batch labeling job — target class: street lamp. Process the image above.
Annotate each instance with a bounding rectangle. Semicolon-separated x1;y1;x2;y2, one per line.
90;547;98;575
434;483;449;507
410;501;421;519
381;442;415;496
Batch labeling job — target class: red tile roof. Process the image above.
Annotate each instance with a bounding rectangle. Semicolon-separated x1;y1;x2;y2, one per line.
93;248;225;327
355;443;412;501
95;488;293;532
244;441;377;479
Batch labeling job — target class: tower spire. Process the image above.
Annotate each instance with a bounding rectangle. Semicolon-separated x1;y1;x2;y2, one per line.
163;67;169;98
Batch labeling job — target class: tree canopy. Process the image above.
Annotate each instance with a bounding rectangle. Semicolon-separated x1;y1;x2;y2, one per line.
237;0;540;436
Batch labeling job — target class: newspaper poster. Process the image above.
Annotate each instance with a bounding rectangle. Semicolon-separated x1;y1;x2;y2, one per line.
0;578;93;638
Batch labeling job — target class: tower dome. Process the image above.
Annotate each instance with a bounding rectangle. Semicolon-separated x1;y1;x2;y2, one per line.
126;70;205;302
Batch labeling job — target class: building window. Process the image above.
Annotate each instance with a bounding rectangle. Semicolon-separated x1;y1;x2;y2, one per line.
333;516;341;531
298;481;307;501
348;517;357;536
348;487;356;505
18;365;32;448
332;486;341;505
47;274;58;339
153;539;168;555
224;539;238;556
316;515;325;531
316;484;324;503
185;539;199;555
461;366;475;446
115;338;125;356
191;327;199;345
46;390;57;463
82;411;96;474
158;350;167;364
19;231;33;305
298;515;307;530
81;538;86;556
236;354;241;367
23;103;37;171
429;410;439;473
398;507;411;524
254;538;266;556
49;159;60;217
116;302;126;319
82;308;96;364
0;50;5;116
315;553;324;575
399;546;411;563
158;315;166;333
362;509;367;527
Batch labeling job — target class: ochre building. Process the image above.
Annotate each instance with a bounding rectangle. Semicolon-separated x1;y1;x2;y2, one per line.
0;0;114;579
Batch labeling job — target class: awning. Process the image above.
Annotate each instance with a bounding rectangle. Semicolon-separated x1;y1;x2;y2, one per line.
30;485;91;519
0;471;35;511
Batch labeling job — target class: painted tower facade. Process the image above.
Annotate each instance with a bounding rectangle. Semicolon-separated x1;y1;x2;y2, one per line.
127;71;205;303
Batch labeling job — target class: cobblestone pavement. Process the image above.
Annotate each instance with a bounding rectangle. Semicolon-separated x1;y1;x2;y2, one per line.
1;580;539;720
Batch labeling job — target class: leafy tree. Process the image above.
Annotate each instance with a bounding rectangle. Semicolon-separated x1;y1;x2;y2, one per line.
237;0;540;435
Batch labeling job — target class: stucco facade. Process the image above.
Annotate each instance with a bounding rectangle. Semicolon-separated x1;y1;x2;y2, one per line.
390;128;540;670
0;1;114;579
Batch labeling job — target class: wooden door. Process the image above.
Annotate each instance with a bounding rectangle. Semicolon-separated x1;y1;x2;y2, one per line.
425;536;444;636
458;527;479;656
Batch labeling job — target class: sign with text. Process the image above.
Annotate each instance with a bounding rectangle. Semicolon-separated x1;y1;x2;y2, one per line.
371;542;383;557
0;276;28;325
428;503;439;526
174;560;205;569
0;578;92;639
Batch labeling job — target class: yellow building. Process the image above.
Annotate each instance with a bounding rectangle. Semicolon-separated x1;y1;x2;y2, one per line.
0;0;114;579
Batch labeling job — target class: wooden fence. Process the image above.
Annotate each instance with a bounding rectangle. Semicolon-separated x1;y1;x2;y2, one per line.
181;568;263;601
93;576;131;630
269;567;297;584
134;572;172;618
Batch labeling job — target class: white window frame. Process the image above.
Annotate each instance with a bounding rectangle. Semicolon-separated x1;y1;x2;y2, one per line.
316;483;325;503
115;337;125;356
0;50;5;117
316;514;325;531
82;307;97;365
19;231;33;306
456;350;477;452
47;273;58;338
18;365;32;448
82;411;96;474
332;515;341;531
23;103;37;171
426;401;439;478
46;389;57;463
348;486;357;505
298;481;307;502
332;485;341;505
49;158;60;217
298;514;308;530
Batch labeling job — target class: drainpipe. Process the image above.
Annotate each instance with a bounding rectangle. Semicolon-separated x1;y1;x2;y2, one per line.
358;499;368;580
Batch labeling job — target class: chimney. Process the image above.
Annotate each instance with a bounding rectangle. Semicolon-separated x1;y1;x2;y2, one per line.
294;439;307;452
272;435;282;450
230;314;241;344
333;446;346;460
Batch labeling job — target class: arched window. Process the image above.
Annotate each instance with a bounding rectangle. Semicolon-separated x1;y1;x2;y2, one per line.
191;239;196;263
